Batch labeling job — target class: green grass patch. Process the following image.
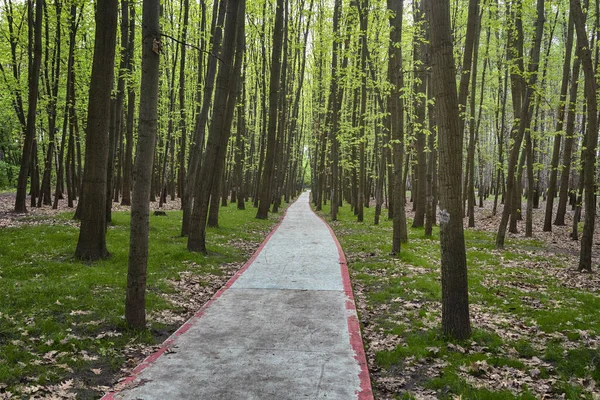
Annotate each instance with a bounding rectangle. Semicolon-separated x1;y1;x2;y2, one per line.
316;200;600;399
0;200;283;397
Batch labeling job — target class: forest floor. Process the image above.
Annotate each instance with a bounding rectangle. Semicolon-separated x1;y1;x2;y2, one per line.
0;194;285;399
319;197;600;399
1;193;599;399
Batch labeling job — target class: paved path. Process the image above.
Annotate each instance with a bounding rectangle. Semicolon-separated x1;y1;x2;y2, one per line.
105;192;372;400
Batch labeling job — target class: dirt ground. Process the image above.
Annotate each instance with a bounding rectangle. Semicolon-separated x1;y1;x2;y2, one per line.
0;193;183;228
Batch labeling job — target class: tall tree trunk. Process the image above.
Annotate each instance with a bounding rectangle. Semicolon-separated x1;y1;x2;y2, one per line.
257;0;285;219
456;0;480;143
74;0;118;261
188;0;244;252
555;54;581;226
356;0;368;222
429;0;471;341
109;0;131;209
39;0;62;207
125;0;160;329
412;0;427;228
271;1;289;214
544;13;574;231
571;0;598;272
177;0;190;201
466;6;482;227
492;60;508;216
207;1;245;228
425;62;437;236
524;127;534;237
388;0;407;255
235;68;247;210
106;96;118;222
496;0;544;249
181;0;222;236
121;1;136;206
14;0;43;213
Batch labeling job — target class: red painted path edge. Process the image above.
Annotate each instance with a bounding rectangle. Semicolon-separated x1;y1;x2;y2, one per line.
101;206;289;400
311;206;375;400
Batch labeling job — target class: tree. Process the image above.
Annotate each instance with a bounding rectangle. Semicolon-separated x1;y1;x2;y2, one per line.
326;0;343;222
570;0;598;273
125;0;161;329
14;0;43;213
188;0;245;252
121;0;136;206
181;0;225;236
38;0;63;207
411;0;427;228
495;0;545;249
543;13;573;232
429;0;471;340
387;0;407;255
256;0;285;219
74;0;119;261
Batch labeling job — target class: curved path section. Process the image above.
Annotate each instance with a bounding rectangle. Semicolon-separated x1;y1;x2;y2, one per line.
106;192;373;400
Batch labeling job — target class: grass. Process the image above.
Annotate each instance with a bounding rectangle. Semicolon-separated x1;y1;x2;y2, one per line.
317;201;600;399
0;201;284;398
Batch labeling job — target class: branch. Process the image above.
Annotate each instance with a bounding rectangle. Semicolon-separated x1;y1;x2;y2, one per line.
160;33;228;66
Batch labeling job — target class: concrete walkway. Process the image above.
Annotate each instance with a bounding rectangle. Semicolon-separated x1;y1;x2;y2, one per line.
104;192;373;400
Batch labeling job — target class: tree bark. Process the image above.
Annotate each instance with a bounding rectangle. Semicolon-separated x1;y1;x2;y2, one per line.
466;6;482;227
125;0;161;329
14;0;43;213
39;0;62;207
121;1;136;206
555;57;581;226
412;0;427;228
571;0;598;272
177;0;190;201
429;0;471;340
387;0;407;255
543;14;573;231
496;0;544;249
188;0;244;252
74;0;118;261
356;0;368;222
235;68;247;210
257;0;285;219
181;0;224;236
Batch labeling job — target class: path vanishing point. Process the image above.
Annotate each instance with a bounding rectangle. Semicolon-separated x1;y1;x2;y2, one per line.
104;191;373;399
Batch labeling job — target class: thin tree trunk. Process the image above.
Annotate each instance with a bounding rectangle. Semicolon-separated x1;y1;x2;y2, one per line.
177;0;190;201
555;56;581;226
356;0;368;222
412;0;427;228
39;1;62;207
425;63;437;236
235;68;247;210
571;0;598;272
388;0;407;255
496;0;544;249
125;0;160;329
181;0;223;236
544;13;573;231
15;0;43;213
121;1;135;206
466;6;482;227
257;0;285;219
188;0;244;252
